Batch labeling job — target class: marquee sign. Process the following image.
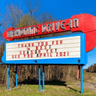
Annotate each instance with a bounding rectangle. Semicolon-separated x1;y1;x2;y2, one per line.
2;14;89;94
2;33;87;64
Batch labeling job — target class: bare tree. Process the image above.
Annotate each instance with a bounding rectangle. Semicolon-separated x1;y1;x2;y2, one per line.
24;0;40;26
3;1;56;30
0;20;4;45
3;3;23;30
40;12;56;23
25;0;40;16
16;14;38;28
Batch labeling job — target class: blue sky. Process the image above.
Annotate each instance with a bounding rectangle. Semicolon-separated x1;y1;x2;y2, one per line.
0;0;96;69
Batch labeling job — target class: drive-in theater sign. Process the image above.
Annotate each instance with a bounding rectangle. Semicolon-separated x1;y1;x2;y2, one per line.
2;13;96;94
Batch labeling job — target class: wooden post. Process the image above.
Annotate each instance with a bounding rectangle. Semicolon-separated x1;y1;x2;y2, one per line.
16;65;18;87
42;65;44;90
81;65;83;94
39;65;41;91
7;65;9;90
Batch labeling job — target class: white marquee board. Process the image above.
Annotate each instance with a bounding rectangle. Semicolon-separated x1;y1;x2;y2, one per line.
6;36;80;61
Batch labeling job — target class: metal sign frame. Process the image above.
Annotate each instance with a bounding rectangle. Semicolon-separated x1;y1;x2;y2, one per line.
2;33;87;65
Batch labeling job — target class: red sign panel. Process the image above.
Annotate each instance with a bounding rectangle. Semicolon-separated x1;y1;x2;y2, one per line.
3;18;79;40
3;14;96;52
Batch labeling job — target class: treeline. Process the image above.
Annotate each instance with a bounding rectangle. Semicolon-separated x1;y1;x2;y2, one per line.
86;64;96;72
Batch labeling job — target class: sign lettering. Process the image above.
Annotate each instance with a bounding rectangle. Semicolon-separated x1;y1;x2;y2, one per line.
3;18;79;40
6;36;80;60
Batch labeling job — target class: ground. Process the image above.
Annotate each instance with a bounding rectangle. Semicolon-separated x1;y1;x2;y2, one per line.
0;70;96;96
67;81;96;93
0;83;96;96
0;80;96;96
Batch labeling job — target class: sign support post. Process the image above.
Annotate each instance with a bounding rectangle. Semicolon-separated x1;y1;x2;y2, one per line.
39;65;41;91
81;65;83;94
16;65;18;87
7;65;9;90
42;65;44;90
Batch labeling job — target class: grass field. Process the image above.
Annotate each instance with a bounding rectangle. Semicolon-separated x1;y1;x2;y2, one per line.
0;81;96;96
